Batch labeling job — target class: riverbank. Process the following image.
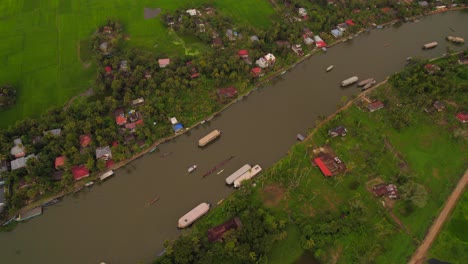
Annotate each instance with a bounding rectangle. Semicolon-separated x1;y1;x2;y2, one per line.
3;6;467;227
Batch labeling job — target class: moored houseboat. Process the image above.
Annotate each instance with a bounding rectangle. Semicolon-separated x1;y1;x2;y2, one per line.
178;202;211;228
362;80;377;90
446;36;464;44
234;165;262;188
198;130;222;147
357;78;375;87
341;76;359;87
225;164;252;185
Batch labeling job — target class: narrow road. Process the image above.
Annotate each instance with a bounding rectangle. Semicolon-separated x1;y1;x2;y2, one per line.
408;169;468;264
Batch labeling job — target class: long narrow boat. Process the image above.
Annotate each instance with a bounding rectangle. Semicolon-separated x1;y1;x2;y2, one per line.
326;65;334;72
42;198;60;207
203;156;235;178
357;78;375;87
178;202;211;228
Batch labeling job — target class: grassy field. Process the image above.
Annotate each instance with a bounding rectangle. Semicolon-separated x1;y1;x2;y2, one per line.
429;191;468;264
0;0;275;128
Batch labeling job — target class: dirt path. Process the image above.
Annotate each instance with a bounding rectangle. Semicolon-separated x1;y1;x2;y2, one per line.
408;169;468;264
64;87;94;110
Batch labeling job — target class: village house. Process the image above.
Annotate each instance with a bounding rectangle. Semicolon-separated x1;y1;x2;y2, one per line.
372;183;399;199
250;35;259;42
328;126;348;138
303;28;314;38
186;61;200;79
424;64;441;74
132;97;145;107
119;60;129;71
32;136;42;145
433;101;445;112
10;138;26;158
71;165;90;181
105;66;112;74
186;9;199;16
331;29;343;38
297;7;308;20
158;58;170;68
303;36;314;46
212;37;223;48
217;87;238;99
455;111;468;123
102;26;112;34
292;44;304;56
0;160;9;177
345;19;355;26
207;217;242;242
96;146;112;160
237;50;252;64
170;117;184;133
204;7;215;16
11;154;36;171
55;156;66;170
192;19;205;33
114;108;127;126
251;67;263;78
99;42;109;53
255;53;276;69
43;128;62;137
166;16;175;27
367;101;385;112
337;23;348;32
314;154;345;177
418;1;429;7
125;110;144;131
226;29;241;41
79;134;92;147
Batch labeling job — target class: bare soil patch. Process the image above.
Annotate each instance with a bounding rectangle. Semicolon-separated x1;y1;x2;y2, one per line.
261;184;285;207
144;7;161;19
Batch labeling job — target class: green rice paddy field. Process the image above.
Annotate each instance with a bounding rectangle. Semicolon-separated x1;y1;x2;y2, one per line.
0;0;275;128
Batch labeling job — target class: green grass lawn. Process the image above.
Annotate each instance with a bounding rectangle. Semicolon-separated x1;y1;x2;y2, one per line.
429;191;468;264
0;0;275;128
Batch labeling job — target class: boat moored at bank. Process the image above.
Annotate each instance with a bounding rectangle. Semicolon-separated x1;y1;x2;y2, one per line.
446;36;464;44
99;170;114;181
178;202;211;228
225;164;252;185
233;165;262;188
357;78;375;87
198;130;222;147
341;76;359;87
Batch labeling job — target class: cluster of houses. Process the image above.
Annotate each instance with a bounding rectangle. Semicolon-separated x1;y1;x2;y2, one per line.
234;49;272;78
331;19;355;38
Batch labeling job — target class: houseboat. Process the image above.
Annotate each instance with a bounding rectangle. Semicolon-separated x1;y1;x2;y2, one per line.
341;76;359;87
15;207;42;222
233;165;262;188
357;78;375;87
326;65;334;72
423;42;438;49
178;202;211;228
446;36;464;44
99;170;114;181
362;80;377;90
225;164;252;185
198;129;222;147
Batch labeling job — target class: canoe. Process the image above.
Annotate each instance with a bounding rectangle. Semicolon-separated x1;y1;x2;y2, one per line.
326;65;334;72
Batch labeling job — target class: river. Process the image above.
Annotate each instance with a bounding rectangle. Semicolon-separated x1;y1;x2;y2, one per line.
0;11;467;264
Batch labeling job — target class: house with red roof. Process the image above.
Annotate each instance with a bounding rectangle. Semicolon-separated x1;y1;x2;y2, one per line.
207;217;242;242
217;87;238;99
345;19;355;26
455;112;468;123
237;50;249;58
105;66;112;74
367;101;385;112
55;156;65;170
158;58;170;68
251;67;262;77
79;134;92;147
71;165;90;181
314;157;333;177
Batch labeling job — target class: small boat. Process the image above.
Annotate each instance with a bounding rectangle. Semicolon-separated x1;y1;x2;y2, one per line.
406;57;412;61
326;65;334;72
358;78;375;87
281;71;287;75
297;133;305;141
42;198;60;207
149;147;158;153
85;181;94;187
161;152;173;157
376;25;383;29
217;169;224;175
146;196;160;207
321;47;327;52
383;43;390;47
362;80;376;90
188;165;198;173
